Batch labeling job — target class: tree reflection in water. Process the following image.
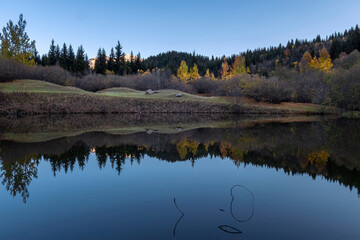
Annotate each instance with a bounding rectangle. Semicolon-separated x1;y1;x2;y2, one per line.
1;118;360;203
0;157;39;203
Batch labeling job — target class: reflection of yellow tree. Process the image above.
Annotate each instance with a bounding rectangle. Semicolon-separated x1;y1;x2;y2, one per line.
0;155;38;203
308;150;330;172
219;143;231;158
230;149;248;167
176;139;199;160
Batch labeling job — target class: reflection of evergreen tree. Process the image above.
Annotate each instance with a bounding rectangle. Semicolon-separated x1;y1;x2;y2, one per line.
44;144;89;175
96;146;108;169
2;119;360;203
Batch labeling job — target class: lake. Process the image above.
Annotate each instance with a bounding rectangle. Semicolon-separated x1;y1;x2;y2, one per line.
0;114;359;240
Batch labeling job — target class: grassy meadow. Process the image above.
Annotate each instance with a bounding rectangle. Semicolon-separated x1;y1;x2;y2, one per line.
0;79;340;115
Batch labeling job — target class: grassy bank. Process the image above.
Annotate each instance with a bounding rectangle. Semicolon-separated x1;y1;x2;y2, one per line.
0;80;340;115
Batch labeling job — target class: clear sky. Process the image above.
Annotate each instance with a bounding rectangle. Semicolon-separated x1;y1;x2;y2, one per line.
1;0;360;58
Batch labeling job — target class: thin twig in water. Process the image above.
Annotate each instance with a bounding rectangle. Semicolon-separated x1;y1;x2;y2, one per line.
230;184;255;223
173;197;184;236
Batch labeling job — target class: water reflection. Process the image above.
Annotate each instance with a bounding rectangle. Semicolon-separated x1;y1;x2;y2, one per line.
0;116;360;203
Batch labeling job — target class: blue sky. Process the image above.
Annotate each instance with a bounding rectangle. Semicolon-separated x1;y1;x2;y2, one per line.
1;0;360;58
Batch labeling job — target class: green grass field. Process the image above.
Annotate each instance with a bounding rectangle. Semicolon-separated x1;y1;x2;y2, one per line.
0;79;88;94
97;87;223;102
0;80;221;102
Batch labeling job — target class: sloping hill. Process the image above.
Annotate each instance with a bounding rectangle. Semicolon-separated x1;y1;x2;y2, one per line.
0;79;88;94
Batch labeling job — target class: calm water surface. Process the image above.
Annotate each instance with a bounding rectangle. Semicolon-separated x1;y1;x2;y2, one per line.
0;115;359;240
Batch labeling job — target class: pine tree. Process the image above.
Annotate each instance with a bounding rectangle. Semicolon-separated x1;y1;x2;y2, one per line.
107;47;115;72
0;14;36;65
55;44;60;66
48;39;57;65
41;54;49;66
135;52;142;73
75;45;87;74
330;38;342;59
33;46;41;65
68;44;75;72
60;43;68;70
114;41;125;75
95;48;107;75
129;51;135;74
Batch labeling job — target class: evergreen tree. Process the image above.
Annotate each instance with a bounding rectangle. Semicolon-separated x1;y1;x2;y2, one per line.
107;47;115;72
135;52;142;73
60;43;68;70
68;44;75;72
95;48;107;75
75;45;88;74
330;39;342;59
33;46;41;65
114;41;125;75
0;14;36;65
55;44;60;66
41;54;49;66
48;39;57;65
129;51;135;74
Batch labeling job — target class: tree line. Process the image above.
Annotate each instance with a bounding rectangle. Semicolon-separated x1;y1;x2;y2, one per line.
93;42;142;75
1;14;360;110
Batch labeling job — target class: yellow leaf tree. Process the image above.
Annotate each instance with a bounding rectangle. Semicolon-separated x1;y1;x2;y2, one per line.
308;47;333;72
231;55;249;75
319;47;333;71
299;51;312;72
205;69;216;80
221;57;230;80
177;60;190;82
190;63;200;81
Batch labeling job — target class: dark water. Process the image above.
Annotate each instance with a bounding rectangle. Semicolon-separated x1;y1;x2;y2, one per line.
0;115;360;240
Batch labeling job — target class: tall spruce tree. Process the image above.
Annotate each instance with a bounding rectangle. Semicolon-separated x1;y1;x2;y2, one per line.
107;47;115;72
60;43;68;70
68;44;75;72
129;51;135;74
114;41;125;75
75;45;87;74
41;54;49;66
55;44;60;66
95;48;107;75
135;52;142;73
48;39;57;65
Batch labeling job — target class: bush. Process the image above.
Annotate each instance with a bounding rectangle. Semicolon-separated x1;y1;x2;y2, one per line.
225;74;292;103
192;77;220;95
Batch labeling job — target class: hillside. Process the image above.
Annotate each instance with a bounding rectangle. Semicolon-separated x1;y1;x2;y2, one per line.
143;25;360;76
0;80;339;115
